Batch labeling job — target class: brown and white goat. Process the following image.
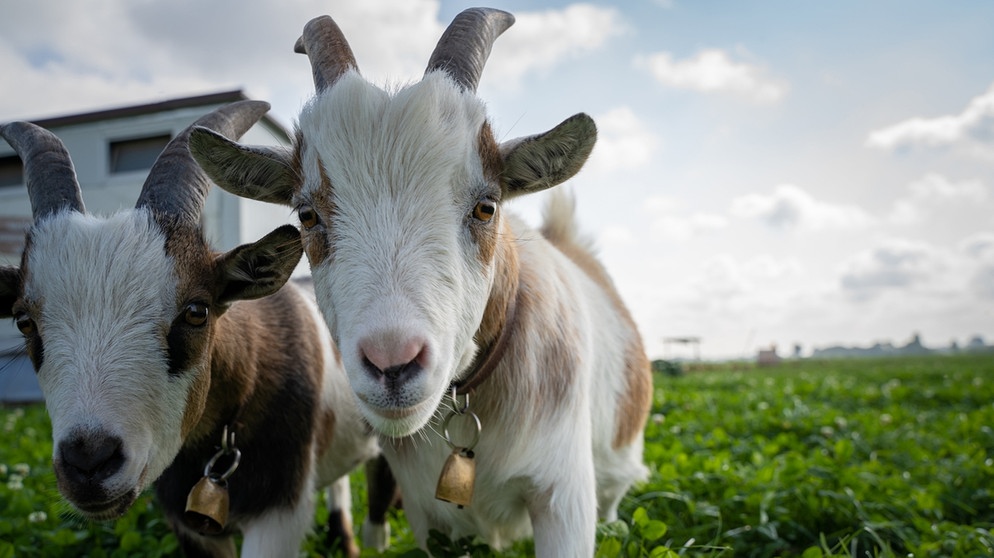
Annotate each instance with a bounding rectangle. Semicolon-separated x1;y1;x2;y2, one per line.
188;8;653;556
0;101;391;557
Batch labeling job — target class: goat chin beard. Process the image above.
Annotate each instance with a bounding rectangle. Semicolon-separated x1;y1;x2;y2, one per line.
362;396;439;438
71;489;138;521
68;463;150;522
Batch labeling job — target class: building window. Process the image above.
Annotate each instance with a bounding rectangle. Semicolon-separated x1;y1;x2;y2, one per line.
109;134;171;174
0;155;23;188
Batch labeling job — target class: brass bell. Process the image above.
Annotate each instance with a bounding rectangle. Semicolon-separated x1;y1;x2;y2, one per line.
435;448;476;508
184;475;229;535
184;426;240;535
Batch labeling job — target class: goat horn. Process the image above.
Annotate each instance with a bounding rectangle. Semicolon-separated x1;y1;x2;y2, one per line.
0;121;85;221
136;100;270;223
424;7;514;92
294;15;358;93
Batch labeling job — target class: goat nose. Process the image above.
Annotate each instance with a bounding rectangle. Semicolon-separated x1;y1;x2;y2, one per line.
359;335;429;383
58;431;125;485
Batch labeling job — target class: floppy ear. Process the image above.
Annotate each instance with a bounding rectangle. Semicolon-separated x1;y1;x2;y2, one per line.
215;225;303;305
499;113;597;199
189;126;298;206
0;266;20;318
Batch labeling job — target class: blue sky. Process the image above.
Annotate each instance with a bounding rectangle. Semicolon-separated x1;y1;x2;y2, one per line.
2;1;993;359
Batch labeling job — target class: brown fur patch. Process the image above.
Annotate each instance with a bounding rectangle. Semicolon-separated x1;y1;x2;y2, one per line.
467;123;504;268
470;214;499;267
302;159;336;267
472;255;578;423
541;218;652;449
291;128;305;182
534;312;580;409
469;215;499;268
474;219;518;347
325;509;359;558
180;369;212;439
158;218;224;440
613;336;652;449
186;300;257;443
477;121;502;184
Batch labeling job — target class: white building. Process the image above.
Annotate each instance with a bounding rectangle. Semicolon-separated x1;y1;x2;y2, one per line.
1;90;295;402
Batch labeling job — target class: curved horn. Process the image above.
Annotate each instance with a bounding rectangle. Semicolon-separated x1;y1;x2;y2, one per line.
0;121;85;221
424;8;514;92
294;16;358;93
136;100;270;224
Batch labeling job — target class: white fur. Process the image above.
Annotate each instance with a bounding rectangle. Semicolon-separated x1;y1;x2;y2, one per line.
26;210;186;513
239;487;316;558
301;72;493;437
294;71;648;556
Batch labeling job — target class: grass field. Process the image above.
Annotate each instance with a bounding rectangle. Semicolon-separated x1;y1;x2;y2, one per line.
2;353;993;557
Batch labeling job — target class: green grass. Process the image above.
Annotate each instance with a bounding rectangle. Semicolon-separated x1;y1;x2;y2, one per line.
2;354;993;557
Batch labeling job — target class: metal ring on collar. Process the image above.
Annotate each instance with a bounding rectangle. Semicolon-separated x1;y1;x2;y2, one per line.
441;409;482;452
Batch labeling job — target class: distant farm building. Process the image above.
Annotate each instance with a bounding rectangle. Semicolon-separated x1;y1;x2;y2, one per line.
757;344;781;367
663;336;701;361
0;90;293;403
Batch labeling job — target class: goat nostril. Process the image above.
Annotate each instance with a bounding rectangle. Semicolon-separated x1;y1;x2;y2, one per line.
59;433;125;483
413;344;429;369
358;335;428;383
362;354;381;376
382;361;416;381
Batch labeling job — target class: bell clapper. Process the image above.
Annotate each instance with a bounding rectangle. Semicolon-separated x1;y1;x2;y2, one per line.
184;425;242;534
435;388;482;508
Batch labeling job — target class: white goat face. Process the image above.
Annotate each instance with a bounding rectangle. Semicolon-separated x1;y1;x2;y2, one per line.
297;74;497;436
187;8;597;439
14;211;207;519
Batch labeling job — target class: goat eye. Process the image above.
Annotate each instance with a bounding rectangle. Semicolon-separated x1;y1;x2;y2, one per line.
298;205;319;229
473;200;497;222
183;303;209;326
14;313;35;336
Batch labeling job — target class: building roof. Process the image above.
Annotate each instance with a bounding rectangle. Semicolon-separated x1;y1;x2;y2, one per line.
28;89;292;142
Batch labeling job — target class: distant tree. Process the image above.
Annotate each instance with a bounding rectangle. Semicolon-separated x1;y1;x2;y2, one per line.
652;359;683;377
967;335;987;351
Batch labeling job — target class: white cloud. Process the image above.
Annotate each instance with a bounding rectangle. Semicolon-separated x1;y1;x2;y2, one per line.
485;4;626;89
959;232;994;300
865;81;994;158
584;106;660;174
639;195;726;240
907;173;986;201
650;212;728;240
741;254;804;282
635;48;787;103
599;225;635;246
644;196;681;214
959;231;994;259
839;235;994;307
969;264;994;300
7;0;619;123
838;238;947;300
889;173;987;225
730;184;873;231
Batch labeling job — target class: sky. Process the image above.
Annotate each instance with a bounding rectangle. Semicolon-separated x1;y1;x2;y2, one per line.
2;1;993;360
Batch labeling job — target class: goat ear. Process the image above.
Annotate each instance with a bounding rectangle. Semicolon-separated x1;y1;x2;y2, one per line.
189;126;298;206
0;266;20;318
499;113;596;198
215;225;303;305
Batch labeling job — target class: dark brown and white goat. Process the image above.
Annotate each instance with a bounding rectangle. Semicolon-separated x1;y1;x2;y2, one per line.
0;101;390;557
188;8;653;556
